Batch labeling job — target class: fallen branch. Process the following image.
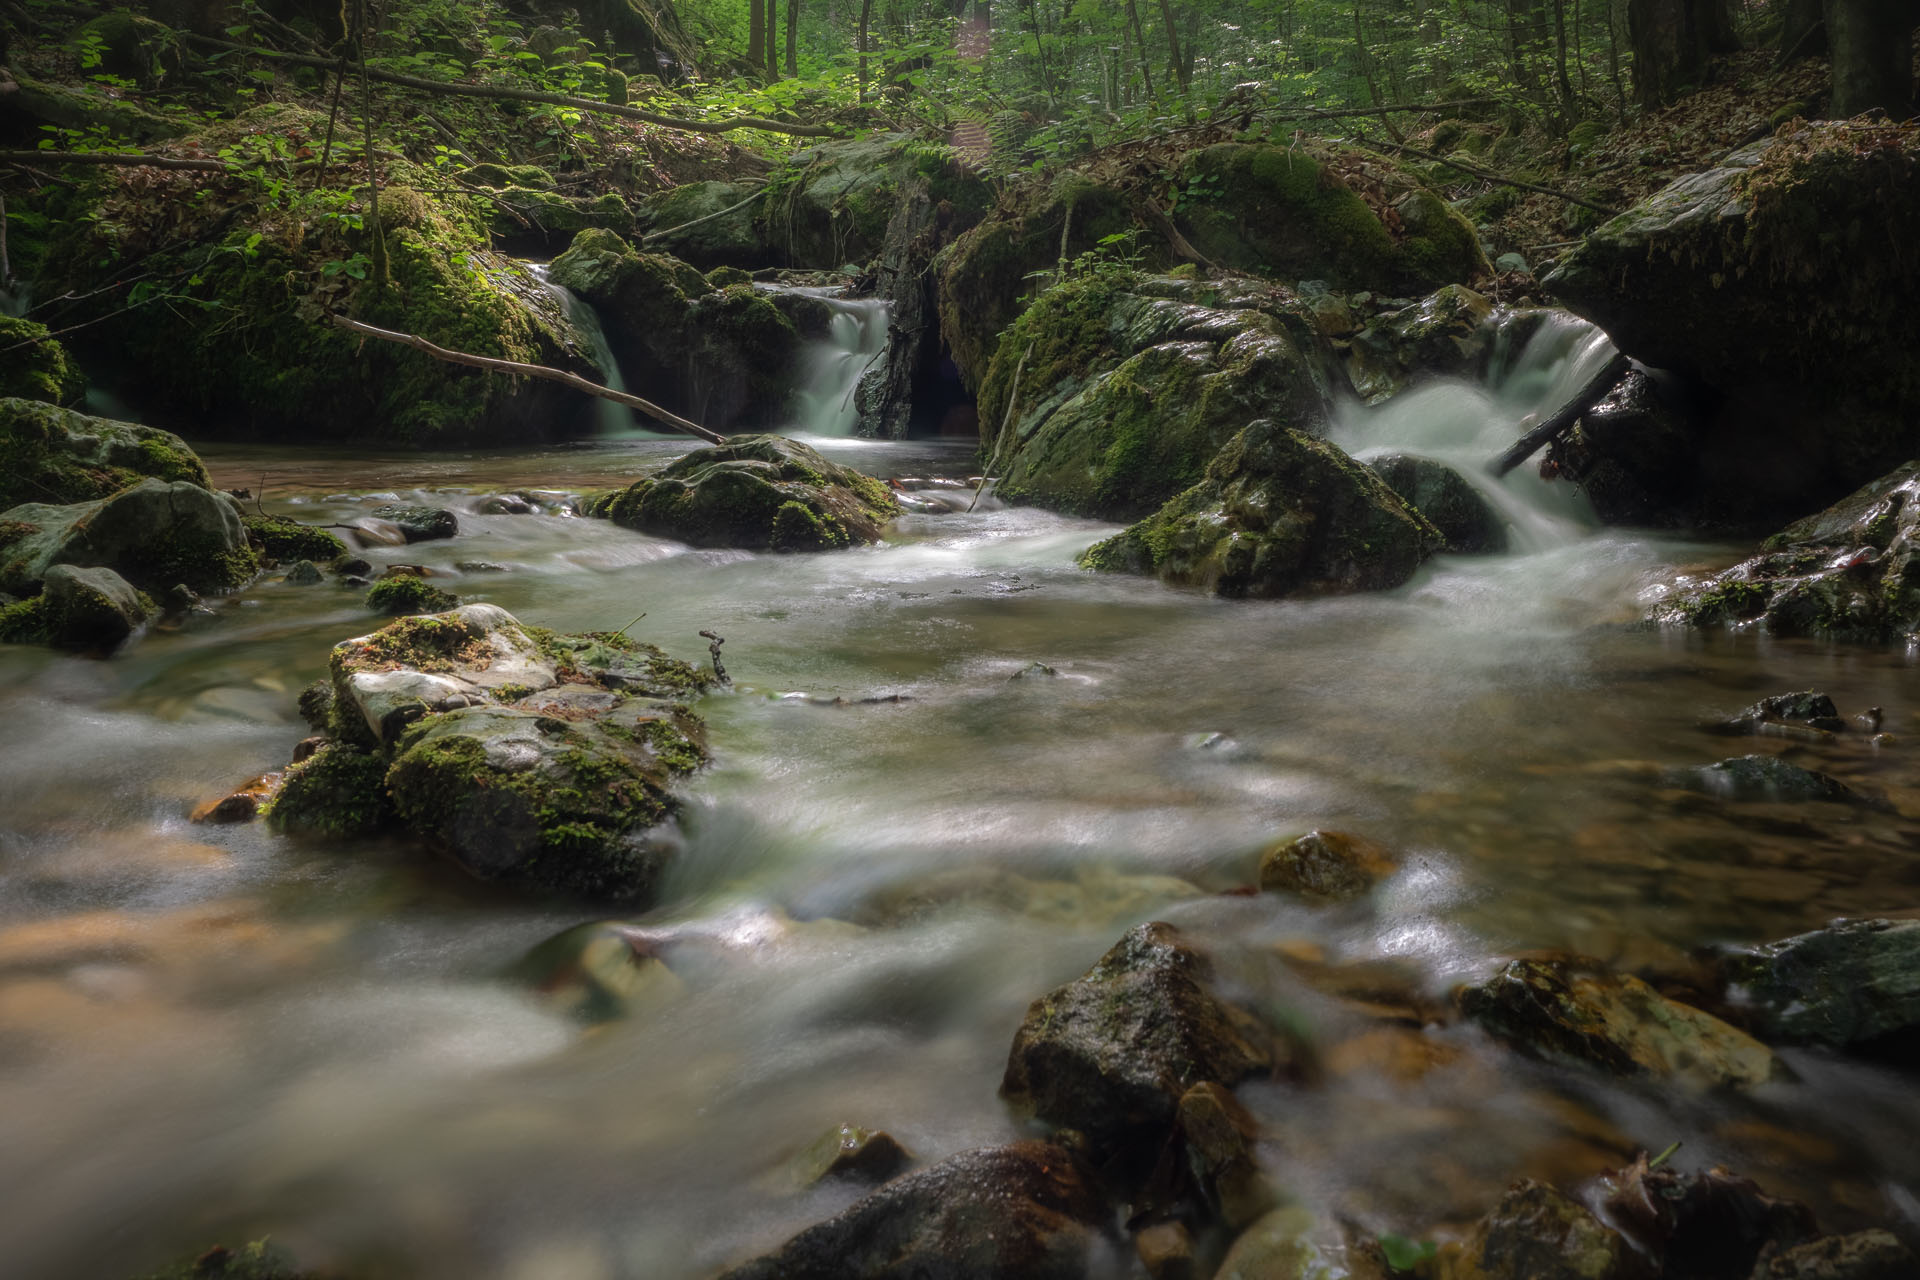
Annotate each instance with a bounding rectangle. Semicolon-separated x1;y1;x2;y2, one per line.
1366;138;1622;217
970;343;1032;513
328;314;725;444
183;35;838;138
641;184;767;246
1491;350;1630;476
1139;194;1212;267
0;149;229;172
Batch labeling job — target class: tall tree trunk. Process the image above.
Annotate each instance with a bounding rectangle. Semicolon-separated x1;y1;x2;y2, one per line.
766;0;779;76
748;0;765;69
1155;0;1189;93
1627;0;1732;106
1776;0;1826;60
1123;0;1158;100
785;0;799;74
1553;0;1575;120
858;0;872;99
1826;0;1915;117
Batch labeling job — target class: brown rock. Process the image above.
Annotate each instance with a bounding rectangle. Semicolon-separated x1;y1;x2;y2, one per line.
1457;1179;1645;1280
1258;830;1397;901
1176;1082;1279;1230
188;773;280;824
1750;1231;1918;1280
789;1123;914;1188
1135;1220;1196;1280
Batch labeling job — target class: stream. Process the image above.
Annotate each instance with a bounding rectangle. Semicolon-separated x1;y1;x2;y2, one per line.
1;320;1918;1277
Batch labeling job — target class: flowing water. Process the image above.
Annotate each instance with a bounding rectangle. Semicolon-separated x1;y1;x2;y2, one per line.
529;264;650;438
781;288;889;437
2;321;1918;1278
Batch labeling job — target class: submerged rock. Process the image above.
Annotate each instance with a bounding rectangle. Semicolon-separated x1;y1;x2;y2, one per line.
1;477;255;597
1751;1231;1918;1280
1650;461;1920;641
1458;957;1779;1088
511;920;681;1022
1001;922;1273;1163
787;1123;915;1189
1178;1082;1280;1231
588;435;898;550
0;397;207;510
1661;755;1867;806
1368;454;1507;553
1257;829;1398;902
1721;917;1920;1055
1214;1206;1386;1280
1456;1179;1642;1280
1081;417;1441;598
717;1141;1106;1280
1708;691;1845;737
1546;121;1920;529
370;504;458;543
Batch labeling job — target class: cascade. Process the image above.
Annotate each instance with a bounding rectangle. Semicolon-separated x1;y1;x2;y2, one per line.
773;286;890;437
1330;310;1619;553
528;262;651;437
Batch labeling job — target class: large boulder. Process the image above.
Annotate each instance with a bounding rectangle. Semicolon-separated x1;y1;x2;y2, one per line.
41;105;610;445
1001;922;1273;1165
755;132;990;270
1458;957;1780;1089
1720;917;1920;1056
0;563;155;652
1081;417;1441;599
587;435;898;550
716;1142;1107;1280
1545;121;1920;530
1454;1180;1643;1280
1648;460;1920;641
266;605;712;904
975;273;1336;521
1368;454;1507;553
1174;141;1489;293
0;398;209;510
636;180;772;269
547;229;799;430
0;477;255;596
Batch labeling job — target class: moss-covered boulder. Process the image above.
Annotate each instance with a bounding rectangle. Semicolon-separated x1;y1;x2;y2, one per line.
1001;922;1273;1167
1174;142;1489;293
589;434;897;550
1649;460;1920;641
1458;956;1781;1089
0;398;208;510
1453;1180;1642;1280
976;273;1336;521
717;1142;1106;1280
935;174;1145;391
366;576;459;616
1369;454;1507;553
490;186;636;249
242;515;347;565
547;229;798;430
1;477;255;596
0;563;155;653
757;132;989;270
637;180;772;269
272;604;711;903
1544;121;1920;530
40;106;609;445
0;319;84;405
1082;418;1441;599
1721;918;1920;1055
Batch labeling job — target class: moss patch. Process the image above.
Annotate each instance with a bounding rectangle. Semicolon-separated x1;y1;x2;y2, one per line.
366;577;460;616
244;515;348;564
262;745;395;839
0;319;84;405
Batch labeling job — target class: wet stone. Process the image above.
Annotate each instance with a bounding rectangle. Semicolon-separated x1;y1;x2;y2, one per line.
1368;453;1507;554
1601;1156;1817;1280
1709;691;1846;736
283;559;323;585
1010;661;1058;680
1177;1082;1279;1230
788;1123;914;1189
1750;1231;1918;1280
1134;1220;1196;1280
1459;1179;1642;1280
511;920;680;1022
189;773;281;824
370;505;459;542
1258;830;1397;902
1214;1206;1386;1280
1458;957;1780;1089
1721;917;1920;1055
717;1141;1106;1280
1001;922;1274;1166
1662;755;1869;806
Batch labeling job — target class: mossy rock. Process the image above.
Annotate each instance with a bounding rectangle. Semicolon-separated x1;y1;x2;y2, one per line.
0;71;184;141
0;319;84;405
74;10;183;88
243;515;347;564
366;576;459;615
0;398;208;510
977;274;1335;521
490;187;636;248
638;181;771;269
935;174;1144;392
1;477;255;596
759;133;987;270
595;434;897;550
455;163;557;190
1080;417;1441;599
262;744;395;839
38;106;607;446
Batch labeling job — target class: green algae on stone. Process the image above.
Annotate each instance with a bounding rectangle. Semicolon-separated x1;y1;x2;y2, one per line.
0;319;84;406
1081;418;1440;599
596;435;897;550
366;577;460;616
0;398;209;510
243;516;348;565
262;744;395;840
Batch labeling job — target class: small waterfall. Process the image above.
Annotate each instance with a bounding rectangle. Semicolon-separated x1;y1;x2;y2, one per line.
1331;311;1618;553
779;288;889;437
528;263;646;437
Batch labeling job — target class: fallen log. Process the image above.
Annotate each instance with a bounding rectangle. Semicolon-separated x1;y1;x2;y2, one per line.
183;35;837;138
1491;349;1630;476
1364;138;1623;218
0;150;228;172
328;314;725;445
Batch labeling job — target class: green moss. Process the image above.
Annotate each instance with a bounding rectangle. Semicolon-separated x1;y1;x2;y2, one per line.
243;515;348;564
1676;580;1771;625
135;1238;322;1280
339;612;486;673
0;398;210;509
706;265;753;288
121;527;258;595
770;499;847;550
0;595;49;645
1179;144;1396;288
639;716;707;774
262;744;395;840
0;318;84;405
366;577;459;616
976;273;1125;456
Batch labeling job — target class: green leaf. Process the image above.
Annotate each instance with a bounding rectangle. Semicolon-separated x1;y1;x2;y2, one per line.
1379;1234;1437;1273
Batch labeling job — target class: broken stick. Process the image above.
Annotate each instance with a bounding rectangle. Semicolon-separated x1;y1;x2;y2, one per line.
1490;350;1630;476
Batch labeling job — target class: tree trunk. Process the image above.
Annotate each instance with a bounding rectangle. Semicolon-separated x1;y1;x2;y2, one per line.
1123;0;1157;100
1155;0;1189;94
858;0;872;99
1826;0;1914;117
1553;0;1575;119
748;0;765;69
1777;0;1826;58
765;0;779;76
785;0;799;75
1627;0;1734;106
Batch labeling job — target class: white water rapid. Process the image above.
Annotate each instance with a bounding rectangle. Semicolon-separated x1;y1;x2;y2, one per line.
781;287;889;437
529;262;648;437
